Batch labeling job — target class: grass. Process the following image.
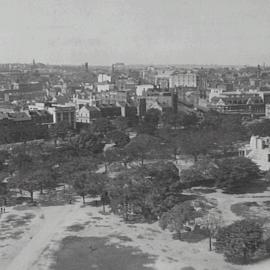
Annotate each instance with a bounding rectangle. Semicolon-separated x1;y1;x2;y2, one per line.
180;231;208;243
224;180;269;194
231;202;260;219
51;236;156;270
109;234;133;242
66;224;85;232
191;187;216;194
230;201;270;223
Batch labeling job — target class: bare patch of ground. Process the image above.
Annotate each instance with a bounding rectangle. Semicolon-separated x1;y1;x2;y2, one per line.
51;236;156;270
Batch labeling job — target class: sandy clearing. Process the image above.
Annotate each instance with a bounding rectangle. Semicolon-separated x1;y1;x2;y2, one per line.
3;203;81;270
1;188;270;270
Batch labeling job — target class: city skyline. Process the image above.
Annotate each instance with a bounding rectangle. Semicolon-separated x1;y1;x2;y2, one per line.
0;0;270;66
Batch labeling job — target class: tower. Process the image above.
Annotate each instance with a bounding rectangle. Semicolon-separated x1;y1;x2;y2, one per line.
85;62;89;72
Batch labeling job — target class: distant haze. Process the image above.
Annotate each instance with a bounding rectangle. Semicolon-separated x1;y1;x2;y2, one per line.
0;0;270;66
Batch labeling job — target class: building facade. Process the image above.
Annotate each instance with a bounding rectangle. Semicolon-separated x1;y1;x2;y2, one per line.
239;136;270;170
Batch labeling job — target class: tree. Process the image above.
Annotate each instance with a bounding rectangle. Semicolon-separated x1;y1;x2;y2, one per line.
49;121;70;146
106;130;130;147
213;115;248;155
137;109;161;135
125;134;160;166
93;117;114;134
247;119;270;137
99;148;121;173
144;108;161;128
67;129;105;156
215;219;265;264
198;211;224;251
200;110;222;130
144;162;182;216
159;201;199;239
73;172;90;204
9;145;59;200
108;162;182;221
0;150;9;171
161;111;184;129
179;129;216;162
108;168;154;221
212;157;261;193
57;155;98;188
181;113;199;128
180;159;217;188
112;116;128;132
87;173;109;211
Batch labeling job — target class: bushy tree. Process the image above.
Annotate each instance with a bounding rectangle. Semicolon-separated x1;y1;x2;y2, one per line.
49;121;70;146
137;109;161;135
93;117;114;134
159;201;199;239
112;116;128;132
213;157;261;193
247;119;270;137
106;130;130;147
179;129;216;162
180;159;216;188
67;129;105;156
125;134;160;166
215;219;265;264
73;172;90;204
108;162;182;221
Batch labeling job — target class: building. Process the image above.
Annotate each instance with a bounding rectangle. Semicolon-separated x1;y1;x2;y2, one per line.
96;83;111;92
96;91;129;105
169;71;197;88
155;75;170;89
112;63;125;73
76;105;101;124
99;104;121;118
146;100;171;113
48;104;76;129
266;104;270;118
239;136;270;170
137;98;146;118
210;92;265;115
0;111;48;144
98;74;111;83
29;110;53;125
115;101;137;118
136;84;154;96
145;91;173;108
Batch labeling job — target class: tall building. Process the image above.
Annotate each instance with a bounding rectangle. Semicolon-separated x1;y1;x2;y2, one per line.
169;71;197;88
85;62;89;72
112;63;125;73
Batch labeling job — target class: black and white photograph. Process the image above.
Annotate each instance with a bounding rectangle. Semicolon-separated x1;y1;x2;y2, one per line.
1;0;270;269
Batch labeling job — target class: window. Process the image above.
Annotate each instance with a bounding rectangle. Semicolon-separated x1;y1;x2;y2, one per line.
268;154;270;162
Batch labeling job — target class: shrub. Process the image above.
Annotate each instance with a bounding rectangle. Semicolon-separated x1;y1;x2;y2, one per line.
215;219;267;264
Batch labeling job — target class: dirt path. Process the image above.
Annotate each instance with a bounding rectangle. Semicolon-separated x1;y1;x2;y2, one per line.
5;203;81;270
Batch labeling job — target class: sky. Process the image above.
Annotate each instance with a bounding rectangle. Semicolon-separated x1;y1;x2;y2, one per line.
0;0;270;66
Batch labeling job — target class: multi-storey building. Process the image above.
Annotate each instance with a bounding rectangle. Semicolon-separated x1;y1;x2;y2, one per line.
98;74;111;83
169;71;197;88
48;104;76;128
239;136;270;170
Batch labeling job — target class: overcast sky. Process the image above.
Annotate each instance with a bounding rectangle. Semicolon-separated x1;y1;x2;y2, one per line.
0;0;270;66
